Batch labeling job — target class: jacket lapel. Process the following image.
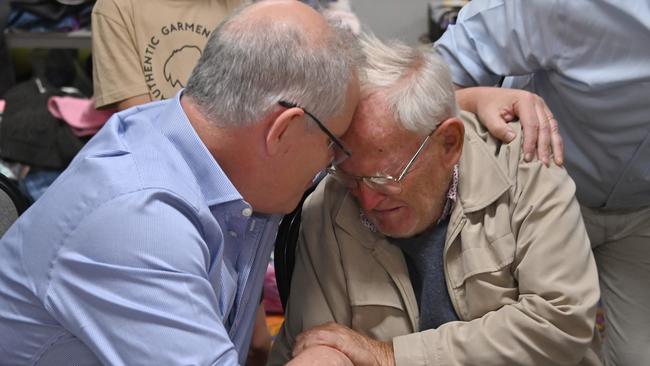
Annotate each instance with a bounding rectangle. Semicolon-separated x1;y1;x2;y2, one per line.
335;192;420;332
455;112;512;214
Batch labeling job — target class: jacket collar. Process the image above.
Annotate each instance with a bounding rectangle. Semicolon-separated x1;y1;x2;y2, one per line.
455;115;512;214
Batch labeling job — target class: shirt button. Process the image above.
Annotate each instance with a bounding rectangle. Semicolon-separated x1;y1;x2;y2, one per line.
228;231;238;238
242;207;253;217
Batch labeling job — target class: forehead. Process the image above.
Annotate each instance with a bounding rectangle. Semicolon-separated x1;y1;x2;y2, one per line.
326;76;361;137
341;93;421;172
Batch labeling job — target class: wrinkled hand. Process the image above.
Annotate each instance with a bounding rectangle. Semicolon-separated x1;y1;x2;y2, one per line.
456;87;564;166
293;322;394;366
287;345;353;366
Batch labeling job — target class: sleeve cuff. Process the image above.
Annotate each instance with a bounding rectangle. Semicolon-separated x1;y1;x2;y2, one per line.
393;332;438;366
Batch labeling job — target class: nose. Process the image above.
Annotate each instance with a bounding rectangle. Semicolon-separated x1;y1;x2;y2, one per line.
353;183;386;211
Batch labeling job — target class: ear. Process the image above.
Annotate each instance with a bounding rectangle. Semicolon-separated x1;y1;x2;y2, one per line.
265;106;305;156
434;117;464;169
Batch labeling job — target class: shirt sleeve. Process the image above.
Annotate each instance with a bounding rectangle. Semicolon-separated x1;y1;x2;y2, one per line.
43;190;240;365
92;0;150;108
434;0;565;87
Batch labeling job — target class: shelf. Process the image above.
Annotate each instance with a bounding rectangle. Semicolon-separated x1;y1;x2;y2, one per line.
5;30;91;49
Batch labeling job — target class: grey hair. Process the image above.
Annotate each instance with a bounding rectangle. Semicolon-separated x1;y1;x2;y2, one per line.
358;33;458;134
184;6;360;127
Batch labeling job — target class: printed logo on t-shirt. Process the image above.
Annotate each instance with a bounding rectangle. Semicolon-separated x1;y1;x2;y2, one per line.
142;22;211;100
164;45;202;88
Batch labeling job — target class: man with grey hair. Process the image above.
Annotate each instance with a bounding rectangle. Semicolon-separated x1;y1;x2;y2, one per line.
269;34;602;366
0;1;358;365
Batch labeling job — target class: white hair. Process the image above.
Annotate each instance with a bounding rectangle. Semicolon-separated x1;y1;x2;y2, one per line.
358;33;458;134
185;6;359;128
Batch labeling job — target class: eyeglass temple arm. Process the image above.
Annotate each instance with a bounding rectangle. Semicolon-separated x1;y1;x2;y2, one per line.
397;135;431;181
278;101;352;158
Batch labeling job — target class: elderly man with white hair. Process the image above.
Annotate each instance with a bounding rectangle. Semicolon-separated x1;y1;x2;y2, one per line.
269;34;602;366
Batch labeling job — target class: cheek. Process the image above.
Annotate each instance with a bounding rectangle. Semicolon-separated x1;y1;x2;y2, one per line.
299;139;330;174
395;185;439;233
413;188;439;216
410;188;433;213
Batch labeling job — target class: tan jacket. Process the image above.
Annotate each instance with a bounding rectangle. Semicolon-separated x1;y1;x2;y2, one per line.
269;112;602;366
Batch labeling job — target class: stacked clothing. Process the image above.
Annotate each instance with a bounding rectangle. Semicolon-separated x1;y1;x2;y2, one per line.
1;78;86;170
7;0;95;33
0;77;113;199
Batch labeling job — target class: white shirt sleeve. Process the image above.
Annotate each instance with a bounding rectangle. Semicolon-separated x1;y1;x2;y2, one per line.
434;0;566;87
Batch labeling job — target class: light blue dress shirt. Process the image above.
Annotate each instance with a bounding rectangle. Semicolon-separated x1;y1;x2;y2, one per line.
435;0;650;209
0;92;280;365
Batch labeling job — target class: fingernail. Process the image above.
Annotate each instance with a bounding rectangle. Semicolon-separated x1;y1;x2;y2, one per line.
505;130;515;141
524;153;533;161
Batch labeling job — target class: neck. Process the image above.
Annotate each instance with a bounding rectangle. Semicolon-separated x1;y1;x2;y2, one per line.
181;95;271;210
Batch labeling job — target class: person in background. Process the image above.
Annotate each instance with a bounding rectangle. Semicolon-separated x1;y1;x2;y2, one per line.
435;1;650;364
0;2;360;364
269;34;601;366
92;0;360;112
92;0;246;111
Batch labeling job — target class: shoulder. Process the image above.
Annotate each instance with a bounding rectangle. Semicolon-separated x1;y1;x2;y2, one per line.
300;178;355;256
302;176;364;240
460;110;575;207
102;105;207;207
221;0;248;10
303;177;348;220
458;0;562;21
460;110;524;173
92;0;133;18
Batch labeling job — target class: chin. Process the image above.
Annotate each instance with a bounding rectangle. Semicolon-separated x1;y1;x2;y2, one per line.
373;216;420;239
282;194;306;214
381;226;418;239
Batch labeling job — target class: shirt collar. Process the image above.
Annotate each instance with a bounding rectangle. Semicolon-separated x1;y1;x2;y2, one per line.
158;91;244;207
439;164;459;222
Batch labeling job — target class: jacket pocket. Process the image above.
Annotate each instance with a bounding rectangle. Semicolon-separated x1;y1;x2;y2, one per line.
344;242;417;339
457;233;515;285
449;233;518;319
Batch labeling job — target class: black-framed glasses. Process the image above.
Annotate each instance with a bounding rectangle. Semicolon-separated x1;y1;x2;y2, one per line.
278;101;352;165
326;128;436;195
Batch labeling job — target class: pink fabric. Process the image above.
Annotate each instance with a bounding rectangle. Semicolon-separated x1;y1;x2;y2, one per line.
263;263;283;314
48;96;116;136
0;100;5;113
